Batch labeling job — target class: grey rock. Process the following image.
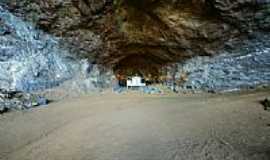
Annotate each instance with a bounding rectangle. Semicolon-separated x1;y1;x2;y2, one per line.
164;33;270;93
141;86;162;94
0;6;111;95
0;89;49;112
260;98;270;110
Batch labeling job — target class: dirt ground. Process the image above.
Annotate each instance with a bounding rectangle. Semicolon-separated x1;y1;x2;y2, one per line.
0;90;270;160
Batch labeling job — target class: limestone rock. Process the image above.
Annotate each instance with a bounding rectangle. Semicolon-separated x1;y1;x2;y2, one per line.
0;89;49;113
163;33;270;92
0;6;111;94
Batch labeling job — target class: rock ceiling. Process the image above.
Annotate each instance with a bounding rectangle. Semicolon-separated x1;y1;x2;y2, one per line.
1;0;269;73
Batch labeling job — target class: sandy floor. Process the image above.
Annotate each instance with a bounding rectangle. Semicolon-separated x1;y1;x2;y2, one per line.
0;91;270;160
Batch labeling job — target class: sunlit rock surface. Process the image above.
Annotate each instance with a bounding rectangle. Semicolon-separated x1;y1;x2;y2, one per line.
0;7;111;93
0;0;106;60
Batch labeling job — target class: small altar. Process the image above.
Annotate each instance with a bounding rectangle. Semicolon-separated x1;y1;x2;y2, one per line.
127;76;146;88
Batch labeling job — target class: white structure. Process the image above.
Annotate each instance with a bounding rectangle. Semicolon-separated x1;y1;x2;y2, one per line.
127;76;146;88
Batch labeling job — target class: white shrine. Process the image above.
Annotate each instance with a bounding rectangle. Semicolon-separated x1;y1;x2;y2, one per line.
127;76;146;88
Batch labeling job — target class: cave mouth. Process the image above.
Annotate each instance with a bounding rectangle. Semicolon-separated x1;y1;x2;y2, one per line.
113;54;169;86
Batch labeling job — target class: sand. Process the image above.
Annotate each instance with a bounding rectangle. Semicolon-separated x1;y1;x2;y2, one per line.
0;91;270;160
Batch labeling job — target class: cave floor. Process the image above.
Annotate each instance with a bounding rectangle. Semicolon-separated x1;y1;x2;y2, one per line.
1;91;270;160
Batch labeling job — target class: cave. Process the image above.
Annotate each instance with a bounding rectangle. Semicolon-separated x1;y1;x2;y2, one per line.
101;0;238;83
109;53;161;87
0;1;270;159
113;54;166;84
0;0;269;92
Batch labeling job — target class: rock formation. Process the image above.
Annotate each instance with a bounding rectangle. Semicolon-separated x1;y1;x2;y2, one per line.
2;1;268;63
104;0;270;66
0;6;112;95
0;0;269;93
164;34;270;92
0;89;48;113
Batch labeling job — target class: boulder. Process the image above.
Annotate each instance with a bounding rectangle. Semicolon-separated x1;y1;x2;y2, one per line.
0;89;49;113
261;98;270;110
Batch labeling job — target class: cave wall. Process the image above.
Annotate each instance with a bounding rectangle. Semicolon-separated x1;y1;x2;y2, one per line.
0;6;112;93
163;33;270;92
0;0;270;92
0;0;111;62
2;0;269;65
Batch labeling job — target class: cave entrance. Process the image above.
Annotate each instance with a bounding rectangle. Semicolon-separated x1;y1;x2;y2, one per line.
113;54;165;87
